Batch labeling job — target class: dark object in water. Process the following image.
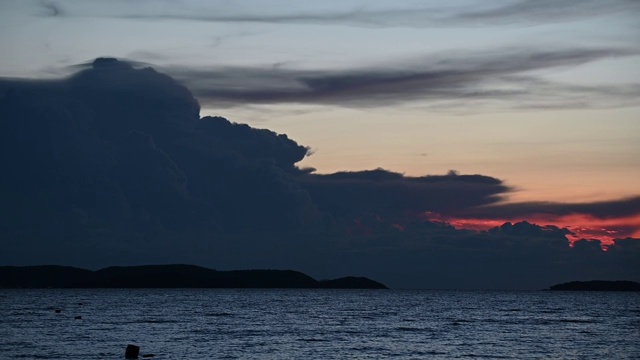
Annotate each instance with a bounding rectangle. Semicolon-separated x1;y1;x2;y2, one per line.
125;344;140;359
55;309;61;313
74;315;82;320
142;354;155;358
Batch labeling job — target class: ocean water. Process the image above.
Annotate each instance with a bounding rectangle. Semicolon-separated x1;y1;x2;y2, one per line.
0;289;638;359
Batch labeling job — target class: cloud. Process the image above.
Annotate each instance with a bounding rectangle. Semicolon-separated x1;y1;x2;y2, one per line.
37;0;640;28
0;58;321;248
24;2;639;114
299;169;509;222
316;217;639;289
453;0;640;25
464;196;640;219
164;47;640;111
38;1;63;17
422;197;640;246
0;58;638;289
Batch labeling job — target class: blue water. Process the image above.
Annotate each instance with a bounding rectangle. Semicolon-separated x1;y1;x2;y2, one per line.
0;289;638;359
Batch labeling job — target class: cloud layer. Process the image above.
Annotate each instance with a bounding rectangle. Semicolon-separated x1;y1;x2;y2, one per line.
17;1;640;114
39;0;640;28
163;47;640;111
0;59;638;289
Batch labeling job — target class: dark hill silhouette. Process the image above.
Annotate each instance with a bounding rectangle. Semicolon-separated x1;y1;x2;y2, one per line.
0;265;93;288
318;276;387;289
0;265;387;289
548;280;640;291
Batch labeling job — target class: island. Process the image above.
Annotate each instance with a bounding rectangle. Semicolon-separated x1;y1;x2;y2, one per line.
548;280;640;291
0;265;388;289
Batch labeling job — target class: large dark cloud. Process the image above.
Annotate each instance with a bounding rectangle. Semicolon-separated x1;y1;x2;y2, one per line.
0;58;321;258
0;58;638;289
163;47;640;111
299;169;508;222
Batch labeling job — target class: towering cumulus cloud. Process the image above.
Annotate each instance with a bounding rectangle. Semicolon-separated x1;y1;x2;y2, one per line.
0;59;320;265
0;59;637;289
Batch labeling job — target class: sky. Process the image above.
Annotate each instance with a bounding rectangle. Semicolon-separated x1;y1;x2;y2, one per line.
0;0;639;289
1;0;639;203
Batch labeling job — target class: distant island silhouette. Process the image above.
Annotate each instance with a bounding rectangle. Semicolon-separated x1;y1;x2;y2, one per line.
0;265;387;289
548;280;640;291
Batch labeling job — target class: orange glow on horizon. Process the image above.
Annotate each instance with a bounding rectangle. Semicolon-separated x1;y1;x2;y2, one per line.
423;212;640;246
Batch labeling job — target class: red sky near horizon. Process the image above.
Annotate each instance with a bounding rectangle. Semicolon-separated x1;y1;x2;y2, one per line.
423;212;640;246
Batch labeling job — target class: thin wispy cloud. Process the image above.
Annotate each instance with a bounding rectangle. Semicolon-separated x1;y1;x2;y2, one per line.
163;47;640;111
453;0;640;25
39;1;62;17
25;1;639;114
464;196;640;219
38;0;640;28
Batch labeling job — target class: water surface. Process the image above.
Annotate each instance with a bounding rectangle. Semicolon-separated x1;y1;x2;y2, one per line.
1;289;638;359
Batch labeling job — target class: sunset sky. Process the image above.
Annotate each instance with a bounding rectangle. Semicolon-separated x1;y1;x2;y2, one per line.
0;0;638;288
2;0;639;201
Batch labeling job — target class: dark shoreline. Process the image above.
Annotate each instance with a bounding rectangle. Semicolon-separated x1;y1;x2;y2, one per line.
547;280;640;291
0;264;388;289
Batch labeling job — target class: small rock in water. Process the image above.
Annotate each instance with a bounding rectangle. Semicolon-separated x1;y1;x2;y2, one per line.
125;344;140;359
74;316;82;320
55;309;61;313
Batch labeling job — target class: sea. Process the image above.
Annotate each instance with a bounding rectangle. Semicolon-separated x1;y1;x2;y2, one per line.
0;289;638;359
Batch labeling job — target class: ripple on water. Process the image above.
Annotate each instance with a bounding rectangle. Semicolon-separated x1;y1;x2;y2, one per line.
0;289;638;359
